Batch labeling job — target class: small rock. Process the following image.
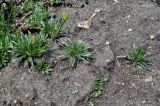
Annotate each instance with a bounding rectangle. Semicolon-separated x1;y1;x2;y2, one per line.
73;90;79;94
93;40;99;45
150;35;155;39
105;41;110;45
125;14;131;18
128;28;133;32
142;100;147;103
74;82;81;87
94;8;101;13
113;0;119;3
13;100;17;104
105;60;110;62
144;76;153;83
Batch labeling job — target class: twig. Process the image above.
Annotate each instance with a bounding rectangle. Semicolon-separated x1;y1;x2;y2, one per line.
116;55;127;59
16;11;32;27
19;23;41;31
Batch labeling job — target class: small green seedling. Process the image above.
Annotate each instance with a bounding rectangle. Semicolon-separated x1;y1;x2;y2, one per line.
41;12;69;39
0;36;11;69
36;62;52;75
128;46;149;69
89;76;108;103
26;3;51;26
50;0;61;5
12;32;51;68
63;40;91;67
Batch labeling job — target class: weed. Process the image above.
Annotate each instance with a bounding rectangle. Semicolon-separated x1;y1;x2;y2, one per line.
36;62;52;75
26;3;51;26
50;0;61;5
12;32;51;68
128;46;149;69
0;2;16;34
20;0;35;13
89;76;108;104
0;36;11;69
63;40;91;67
41;12;69;39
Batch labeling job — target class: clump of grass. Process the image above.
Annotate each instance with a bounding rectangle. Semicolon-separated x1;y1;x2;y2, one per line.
41;12;69;39
50;0;61;5
89;76;108;104
20;0;35;13
0;36;11;69
63;40;91;67
12;32;51;68
128;46;149;69
0;2;16;33
36;62;52;75
26;3;51;26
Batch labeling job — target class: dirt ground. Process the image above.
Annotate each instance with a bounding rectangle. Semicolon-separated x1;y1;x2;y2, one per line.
0;0;160;106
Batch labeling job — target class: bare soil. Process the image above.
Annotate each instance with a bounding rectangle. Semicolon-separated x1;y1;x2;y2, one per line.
0;0;160;106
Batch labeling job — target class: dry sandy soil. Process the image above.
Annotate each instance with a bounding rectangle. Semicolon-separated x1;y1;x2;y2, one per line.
0;0;160;106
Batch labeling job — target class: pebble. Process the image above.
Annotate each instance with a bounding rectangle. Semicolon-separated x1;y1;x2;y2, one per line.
150;35;155;40
128;28;133;32
142;100;147;103
13;100;17;104
113;0;119;3
74;82;81;87
73;90;79;94
144;76;153;83
94;8;101;13
105;41;110;45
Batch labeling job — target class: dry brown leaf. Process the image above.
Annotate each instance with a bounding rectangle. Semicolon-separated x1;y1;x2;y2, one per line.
77;12;97;29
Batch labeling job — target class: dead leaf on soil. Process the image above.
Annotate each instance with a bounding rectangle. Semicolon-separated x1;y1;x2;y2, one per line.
77;13;97;29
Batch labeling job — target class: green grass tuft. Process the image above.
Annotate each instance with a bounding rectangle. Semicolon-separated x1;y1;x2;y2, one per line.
12;32;51;68
89;76;108;104
128;46;149;69
26;3;51;26
50;0;61;5
63;40;91;67
41;12;69;39
36;62;52;75
0;36;11;69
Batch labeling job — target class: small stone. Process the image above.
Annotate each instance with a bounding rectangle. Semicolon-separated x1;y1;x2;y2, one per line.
113;0;119;3
128;28;133;32
125;14;131;18
93;40;99;45
73;90;79;94
13;100;17;104
105;41;110;45
74;82;81;87
105;60;110;63
150;35;155;39
94;8;101;13
142;100;147;103
150;17;155;20
144;76;153;83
